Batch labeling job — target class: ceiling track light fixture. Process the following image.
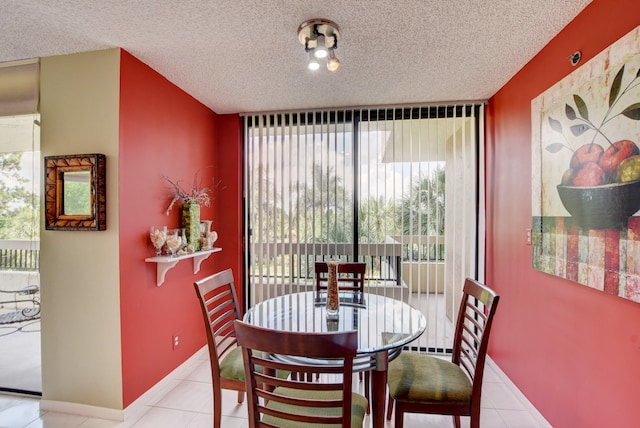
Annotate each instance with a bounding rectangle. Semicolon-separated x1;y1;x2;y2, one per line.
307;51;320;71
298;18;340;72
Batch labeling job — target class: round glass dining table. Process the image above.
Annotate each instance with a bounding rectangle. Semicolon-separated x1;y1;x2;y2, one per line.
243;291;427;428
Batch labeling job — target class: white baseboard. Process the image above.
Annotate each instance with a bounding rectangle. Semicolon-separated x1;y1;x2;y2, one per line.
123;346;207;421
40;399;124;421
39;346;208;422
486;356;553;428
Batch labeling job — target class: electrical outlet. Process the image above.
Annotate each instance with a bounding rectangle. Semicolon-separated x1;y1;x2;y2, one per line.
526;228;532;245
172;335;179;350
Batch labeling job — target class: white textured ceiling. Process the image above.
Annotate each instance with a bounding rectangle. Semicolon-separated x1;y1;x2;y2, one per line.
1;0;592;114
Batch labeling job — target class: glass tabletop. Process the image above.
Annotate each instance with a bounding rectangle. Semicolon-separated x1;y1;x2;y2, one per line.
243;291;426;355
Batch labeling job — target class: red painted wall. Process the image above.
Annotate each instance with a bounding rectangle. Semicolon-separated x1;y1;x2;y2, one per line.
213;114;244;302
486;1;640;426
117;50;241;406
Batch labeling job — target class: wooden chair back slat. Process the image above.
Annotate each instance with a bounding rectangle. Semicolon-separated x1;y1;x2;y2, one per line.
193;269;246;428
315;261;366;295
235;320;362;428
388;277;499;428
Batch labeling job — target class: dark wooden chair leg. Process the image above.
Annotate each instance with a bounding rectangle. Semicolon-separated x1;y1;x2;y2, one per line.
394;403;404;428
213;387;222;428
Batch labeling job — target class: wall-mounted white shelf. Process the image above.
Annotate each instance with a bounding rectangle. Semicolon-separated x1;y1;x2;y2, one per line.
145;247;222;286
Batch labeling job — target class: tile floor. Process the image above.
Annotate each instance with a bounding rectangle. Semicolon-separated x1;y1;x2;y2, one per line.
0;317;41;394
0;346;551;428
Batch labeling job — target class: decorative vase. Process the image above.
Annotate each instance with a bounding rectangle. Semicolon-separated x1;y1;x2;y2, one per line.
200;220;218;250
180;200;201;251
149;226;167;256
326;318;339;331
165;229;181;256
201;220;213;236
179;228;188;253
326;260;340;319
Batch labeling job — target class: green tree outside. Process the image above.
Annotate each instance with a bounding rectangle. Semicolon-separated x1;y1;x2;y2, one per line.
397;168;446;237
249;160;446;277
295;164;353;244
0;152;39;240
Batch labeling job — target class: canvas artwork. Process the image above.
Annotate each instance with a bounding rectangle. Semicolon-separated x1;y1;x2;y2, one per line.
531;25;640;303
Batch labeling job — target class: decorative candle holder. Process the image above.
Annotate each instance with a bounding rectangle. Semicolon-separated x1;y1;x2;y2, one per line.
150;226;167;256
326;260;340;319
165;229;182;256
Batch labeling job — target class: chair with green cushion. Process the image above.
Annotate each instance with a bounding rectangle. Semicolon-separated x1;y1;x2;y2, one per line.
194;269;246;428
386;278;500;428
315;261;370;414
234;320;368;428
314;261;366;296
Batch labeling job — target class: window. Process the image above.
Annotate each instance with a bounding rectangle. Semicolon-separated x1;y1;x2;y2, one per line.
244;104;484;352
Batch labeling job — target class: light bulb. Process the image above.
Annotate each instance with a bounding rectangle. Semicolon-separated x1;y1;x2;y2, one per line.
327;49;340;71
313;35;328;59
307;51;320;71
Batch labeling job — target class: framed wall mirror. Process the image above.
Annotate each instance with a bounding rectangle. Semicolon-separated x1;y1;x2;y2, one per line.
44;153;106;231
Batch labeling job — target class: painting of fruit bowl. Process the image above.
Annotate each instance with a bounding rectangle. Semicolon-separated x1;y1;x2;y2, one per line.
541;59;640;229
531;26;640;302
557;179;640;229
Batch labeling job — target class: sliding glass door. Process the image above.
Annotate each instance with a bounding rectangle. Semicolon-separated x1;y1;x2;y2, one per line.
244;105;483;353
0;60;41;394
0;114;41;394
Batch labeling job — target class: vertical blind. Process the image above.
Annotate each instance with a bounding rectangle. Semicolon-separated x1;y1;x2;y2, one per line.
243;104;484;353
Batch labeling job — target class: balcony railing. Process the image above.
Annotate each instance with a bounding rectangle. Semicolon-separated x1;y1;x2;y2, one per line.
395;235;445;261
250;241;403;285
248;236;453;354
250;236;445;292
0;240;40;271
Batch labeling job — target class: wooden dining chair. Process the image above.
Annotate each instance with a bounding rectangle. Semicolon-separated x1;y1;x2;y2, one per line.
193;269;246;428
234;320;368;428
386;278;500;428
315;261;366;298
315;260;370;411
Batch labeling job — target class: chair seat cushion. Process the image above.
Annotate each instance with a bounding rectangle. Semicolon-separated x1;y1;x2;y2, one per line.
219;346;245;381
219;347;290;382
387;352;472;405
263;387;368;427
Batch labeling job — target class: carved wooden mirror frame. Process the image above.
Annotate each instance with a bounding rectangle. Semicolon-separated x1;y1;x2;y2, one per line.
44;153;106;231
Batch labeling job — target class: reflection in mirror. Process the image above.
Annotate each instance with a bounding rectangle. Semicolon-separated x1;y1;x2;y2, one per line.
62;171;92;215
